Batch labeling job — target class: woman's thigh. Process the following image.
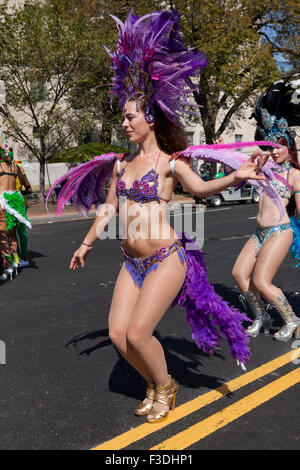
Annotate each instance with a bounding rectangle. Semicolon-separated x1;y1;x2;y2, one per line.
108;264;141;337
8;226;17;252
0;208;9;254
253;229;293;287
232;236;257;283
127;252;187;340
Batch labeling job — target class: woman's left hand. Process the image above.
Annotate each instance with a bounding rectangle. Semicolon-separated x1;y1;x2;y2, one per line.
235;150;270;182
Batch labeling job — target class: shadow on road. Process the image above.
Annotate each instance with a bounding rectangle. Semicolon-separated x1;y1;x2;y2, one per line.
214;283;300;332
0;249;44;284
66;329;229;400
27;249;45;270
63;282;300;403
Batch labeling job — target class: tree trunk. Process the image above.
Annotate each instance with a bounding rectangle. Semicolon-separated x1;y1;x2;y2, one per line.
39;159;46;203
194;87;218;178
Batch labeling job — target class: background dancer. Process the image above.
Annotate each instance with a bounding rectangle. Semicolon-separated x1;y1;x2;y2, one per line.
232;76;300;342
0;138;32;280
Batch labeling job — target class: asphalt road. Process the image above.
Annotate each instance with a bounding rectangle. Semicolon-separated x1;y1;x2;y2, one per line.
0;202;299;451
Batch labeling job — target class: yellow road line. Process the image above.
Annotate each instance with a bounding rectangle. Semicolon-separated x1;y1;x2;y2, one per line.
152;366;300;450
91;347;300;450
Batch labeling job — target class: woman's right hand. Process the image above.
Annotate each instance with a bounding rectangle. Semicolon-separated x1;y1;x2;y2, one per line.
69;244;93;270
234;150;270;182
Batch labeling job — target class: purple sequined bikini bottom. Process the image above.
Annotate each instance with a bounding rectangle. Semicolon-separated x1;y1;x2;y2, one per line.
118;233;251;366
121;241;186;288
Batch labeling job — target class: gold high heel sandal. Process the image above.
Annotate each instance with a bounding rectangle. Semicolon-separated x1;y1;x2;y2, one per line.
147;376;178;424
135;382;156;416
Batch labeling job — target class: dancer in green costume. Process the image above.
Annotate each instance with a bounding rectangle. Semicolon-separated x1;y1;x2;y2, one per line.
0;139;32;280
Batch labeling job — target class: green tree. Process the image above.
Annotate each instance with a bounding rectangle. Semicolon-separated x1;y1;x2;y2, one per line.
256;0;299;73
0;0;110;200
168;0;286;143
67;0;159;145
83;0;299;143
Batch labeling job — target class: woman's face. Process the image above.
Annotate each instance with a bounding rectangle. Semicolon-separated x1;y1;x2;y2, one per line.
270;144;289;165
122;100;153;143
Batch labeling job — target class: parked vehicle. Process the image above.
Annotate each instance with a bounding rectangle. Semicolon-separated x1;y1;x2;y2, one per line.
194;184;260;207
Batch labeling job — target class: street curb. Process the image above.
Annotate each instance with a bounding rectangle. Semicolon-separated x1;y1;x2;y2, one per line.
30;211;97;225
29;200;198;225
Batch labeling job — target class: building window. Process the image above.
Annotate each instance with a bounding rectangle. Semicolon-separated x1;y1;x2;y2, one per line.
0;81;6;105
235;134;243;151
186;131;194;146
31;81;46;101
33;126;51;153
33;127;41;152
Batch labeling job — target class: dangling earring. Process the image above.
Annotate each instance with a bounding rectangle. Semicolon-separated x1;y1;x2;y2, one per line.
144;106;155;124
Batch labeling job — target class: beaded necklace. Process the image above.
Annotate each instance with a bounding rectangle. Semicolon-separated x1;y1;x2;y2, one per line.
271;161;292;199
272;161;292;174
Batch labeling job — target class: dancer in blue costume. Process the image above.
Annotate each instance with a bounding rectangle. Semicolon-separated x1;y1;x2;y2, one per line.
233;76;300;342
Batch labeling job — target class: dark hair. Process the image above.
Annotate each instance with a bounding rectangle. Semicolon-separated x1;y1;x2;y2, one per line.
276;136;300;170
254;129;273;151
275;136;300;217
127;94;188;155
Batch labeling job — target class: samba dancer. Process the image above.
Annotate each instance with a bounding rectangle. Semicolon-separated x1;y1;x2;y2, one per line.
232;77;300;342
47;10;280;423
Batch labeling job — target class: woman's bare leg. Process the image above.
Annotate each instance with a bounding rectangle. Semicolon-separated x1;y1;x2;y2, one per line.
108;264;154;383
232;235;269;335
0;208;9;256
126;252;187;416
232;236;257;291
252;230;293;303
8;227;18;255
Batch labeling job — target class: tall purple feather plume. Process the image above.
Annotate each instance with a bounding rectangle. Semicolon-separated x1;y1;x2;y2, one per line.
105;9;208;123
173;232;251;365
46;153;117;216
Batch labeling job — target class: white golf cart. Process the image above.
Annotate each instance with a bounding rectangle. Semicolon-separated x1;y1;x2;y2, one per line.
194;185;260;207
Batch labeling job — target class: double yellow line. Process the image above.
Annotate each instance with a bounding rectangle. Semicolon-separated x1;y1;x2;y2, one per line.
91;347;300;450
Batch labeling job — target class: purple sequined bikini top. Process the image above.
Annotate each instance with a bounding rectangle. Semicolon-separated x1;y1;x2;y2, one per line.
116;151;169;204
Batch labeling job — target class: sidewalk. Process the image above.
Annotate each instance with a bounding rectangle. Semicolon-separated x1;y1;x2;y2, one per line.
27;193;197;224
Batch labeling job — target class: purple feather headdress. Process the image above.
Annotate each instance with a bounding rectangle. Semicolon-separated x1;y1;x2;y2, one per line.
104;9;208;123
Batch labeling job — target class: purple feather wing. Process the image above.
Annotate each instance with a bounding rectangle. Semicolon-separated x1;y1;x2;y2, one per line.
46;153;117;216
174;141;286;219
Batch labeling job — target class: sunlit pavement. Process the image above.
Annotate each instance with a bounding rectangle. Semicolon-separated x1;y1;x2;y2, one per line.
0;203;299;450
